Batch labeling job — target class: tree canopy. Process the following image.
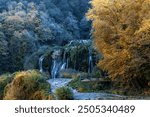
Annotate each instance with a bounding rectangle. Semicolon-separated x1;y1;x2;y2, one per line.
87;0;150;93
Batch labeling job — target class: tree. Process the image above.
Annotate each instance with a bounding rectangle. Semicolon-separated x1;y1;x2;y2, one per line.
0;32;9;74
87;0;150;92
0;1;53;73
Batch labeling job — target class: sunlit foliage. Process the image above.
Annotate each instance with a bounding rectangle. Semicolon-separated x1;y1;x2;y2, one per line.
87;0;150;91
3;70;51;100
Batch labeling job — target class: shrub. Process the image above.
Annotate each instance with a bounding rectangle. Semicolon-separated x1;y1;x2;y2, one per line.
78;87;86;92
92;68;102;78
0;73;14;99
3;70;51;100
69;77;111;92
31;91;55;100
55;87;73;100
68;78;84;91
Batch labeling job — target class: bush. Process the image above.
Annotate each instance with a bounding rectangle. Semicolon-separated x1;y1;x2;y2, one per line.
31;91;55;100
69;77;111;92
0;73;14;99
92;68;102;78
55;87;73;100
68;78;87;92
3;70;51;100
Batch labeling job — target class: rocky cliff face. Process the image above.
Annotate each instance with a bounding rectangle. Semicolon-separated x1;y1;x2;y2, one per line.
0;0;91;74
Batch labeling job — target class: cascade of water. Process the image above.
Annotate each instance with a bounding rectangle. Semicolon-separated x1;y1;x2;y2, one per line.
60;63;66;70
61;49;70;70
88;47;93;78
39;55;44;73
50;40;95;79
51;59;67;79
63;50;66;63
67;40;91;46
51;49;67;79
51;59;56;79
51;59;62;79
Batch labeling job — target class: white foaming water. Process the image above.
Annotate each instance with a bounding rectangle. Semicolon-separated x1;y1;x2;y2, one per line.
51;60;62;79
39;55;44;73
60;63;66;70
67;40;91;46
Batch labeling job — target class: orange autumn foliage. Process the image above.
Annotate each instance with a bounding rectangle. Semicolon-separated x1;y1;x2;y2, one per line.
87;0;150;91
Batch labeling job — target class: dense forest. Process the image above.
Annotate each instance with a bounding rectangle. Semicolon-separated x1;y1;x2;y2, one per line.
0;0;150;100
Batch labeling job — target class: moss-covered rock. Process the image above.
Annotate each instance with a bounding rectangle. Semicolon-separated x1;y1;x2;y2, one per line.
65;45;90;72
3;70;51;100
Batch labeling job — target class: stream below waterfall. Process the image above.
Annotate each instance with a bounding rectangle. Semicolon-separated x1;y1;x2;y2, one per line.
47;78;126;100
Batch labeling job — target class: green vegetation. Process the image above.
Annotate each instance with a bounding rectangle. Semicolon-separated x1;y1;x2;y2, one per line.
55;87;73;100
66;45;89;71
0;73;14;99
68;77;111;92
91;68;103;78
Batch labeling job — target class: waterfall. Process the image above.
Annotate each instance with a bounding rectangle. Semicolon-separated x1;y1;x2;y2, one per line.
60;63;66;70
51;59;67;79
61;50;69;70
51;60;56;79
51;50;67;79
39;55;44;73
88;47;93;78
51;59;61;79
67;40;91;46
47;40;96;79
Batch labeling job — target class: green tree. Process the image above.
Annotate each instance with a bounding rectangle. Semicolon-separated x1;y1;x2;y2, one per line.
0;32;9;74
0;2;53;73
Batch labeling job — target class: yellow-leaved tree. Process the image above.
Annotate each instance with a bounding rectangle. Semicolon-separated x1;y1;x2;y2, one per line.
87;0;150;94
